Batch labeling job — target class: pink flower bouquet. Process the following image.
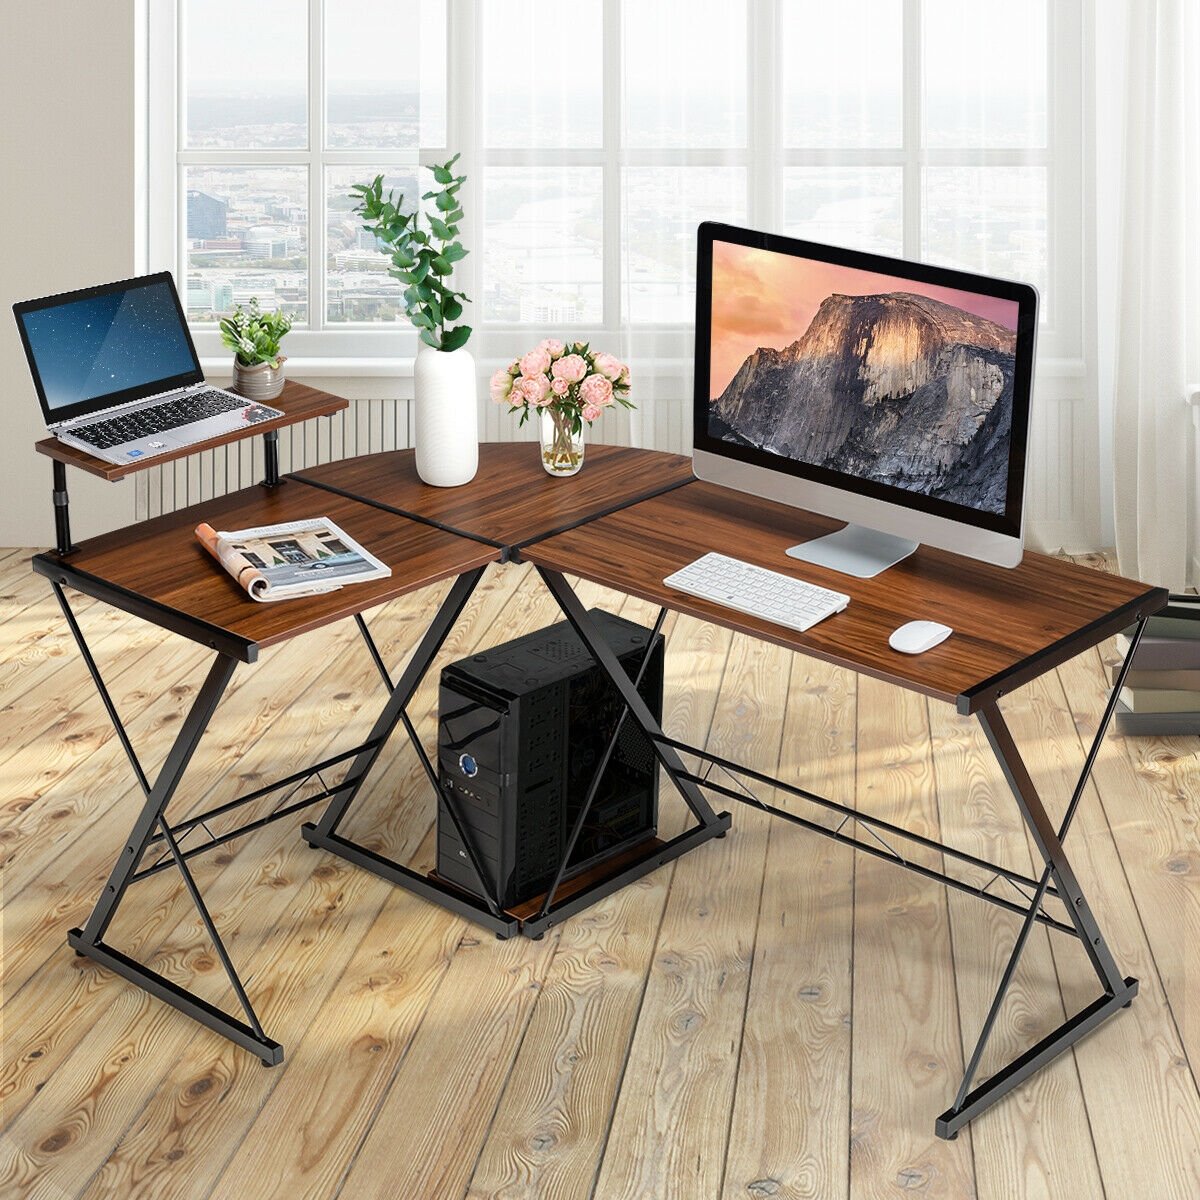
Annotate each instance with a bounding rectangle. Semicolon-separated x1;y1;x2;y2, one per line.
490;340;633;427
491;340;634;475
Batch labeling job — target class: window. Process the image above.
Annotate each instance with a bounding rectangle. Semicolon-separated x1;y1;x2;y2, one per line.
149;1;1081;367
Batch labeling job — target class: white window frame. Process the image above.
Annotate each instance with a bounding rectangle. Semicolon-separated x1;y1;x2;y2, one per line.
146;0;1084;383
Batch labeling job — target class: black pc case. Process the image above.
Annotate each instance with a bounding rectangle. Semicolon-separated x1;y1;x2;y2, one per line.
436;609;664;910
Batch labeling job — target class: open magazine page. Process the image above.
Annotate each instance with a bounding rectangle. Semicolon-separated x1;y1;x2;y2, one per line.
195;517;391;602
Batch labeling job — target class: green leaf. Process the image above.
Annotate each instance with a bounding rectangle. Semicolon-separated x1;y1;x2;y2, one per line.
441;324;472;352
435;190;456;212
427;298;443;326
391;246;415;268
427;216;453;240
445;151;461;168
416;281;434;302
409;257;430;282
403;285;420;307
421;329;441;349
421;190;439;200
432;164;453;184
444;208;464;224
431;255;452;275
442;242;467;263
411;309;434;330
442;297;463;321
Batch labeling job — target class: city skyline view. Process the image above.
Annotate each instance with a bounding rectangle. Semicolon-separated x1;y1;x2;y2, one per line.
179;0;1051;333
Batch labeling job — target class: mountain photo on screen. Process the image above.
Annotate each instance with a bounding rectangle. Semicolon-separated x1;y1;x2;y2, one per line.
708;241;1021;515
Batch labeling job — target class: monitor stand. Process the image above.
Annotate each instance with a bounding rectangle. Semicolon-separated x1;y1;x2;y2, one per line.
786;524;918;579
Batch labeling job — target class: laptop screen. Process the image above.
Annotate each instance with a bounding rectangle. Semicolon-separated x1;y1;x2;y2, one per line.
14;274;203;425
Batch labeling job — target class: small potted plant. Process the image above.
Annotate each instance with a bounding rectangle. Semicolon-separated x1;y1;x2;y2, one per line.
351;156;475;487
219;299;292;401
492;340;633;477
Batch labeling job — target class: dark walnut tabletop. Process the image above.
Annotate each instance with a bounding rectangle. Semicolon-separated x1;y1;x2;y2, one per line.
518;478;1168;713
292;442;693;549
32;479;498;662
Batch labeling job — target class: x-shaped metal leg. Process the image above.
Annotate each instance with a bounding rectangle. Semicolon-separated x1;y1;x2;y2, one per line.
65;636;283;1063
935;619;1147;1138
300;565;521;938
513;568;731;937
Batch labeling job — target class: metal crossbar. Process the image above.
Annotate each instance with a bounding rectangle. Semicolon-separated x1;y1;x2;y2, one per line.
143;740;379;849
674;768;1077;937
653;732;1063;904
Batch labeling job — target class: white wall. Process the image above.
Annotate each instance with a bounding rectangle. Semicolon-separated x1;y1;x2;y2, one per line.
0;3;139;547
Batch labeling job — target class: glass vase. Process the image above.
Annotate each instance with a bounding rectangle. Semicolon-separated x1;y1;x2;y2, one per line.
540;407;584;477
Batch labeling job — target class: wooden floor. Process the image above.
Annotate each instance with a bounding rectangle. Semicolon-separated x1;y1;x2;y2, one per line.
1;547;1198;1199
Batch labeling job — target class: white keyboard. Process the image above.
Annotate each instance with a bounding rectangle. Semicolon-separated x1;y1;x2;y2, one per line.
663;552;850;633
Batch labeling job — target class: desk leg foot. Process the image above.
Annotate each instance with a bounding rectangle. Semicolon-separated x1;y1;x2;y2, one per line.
935;977;1138;1139
68;928;285;1065
303;823;520;940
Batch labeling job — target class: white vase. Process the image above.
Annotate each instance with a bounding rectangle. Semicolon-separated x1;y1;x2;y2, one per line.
412;342;478;487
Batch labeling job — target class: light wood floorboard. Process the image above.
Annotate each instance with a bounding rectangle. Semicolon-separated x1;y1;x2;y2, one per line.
1;556;1198;1198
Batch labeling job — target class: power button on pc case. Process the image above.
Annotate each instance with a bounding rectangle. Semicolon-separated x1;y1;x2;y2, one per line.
458;753;479;778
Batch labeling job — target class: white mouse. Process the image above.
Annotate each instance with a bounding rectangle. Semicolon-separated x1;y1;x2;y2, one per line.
889;620;953;654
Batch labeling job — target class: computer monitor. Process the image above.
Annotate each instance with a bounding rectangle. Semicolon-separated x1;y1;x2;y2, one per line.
693;223;1038;575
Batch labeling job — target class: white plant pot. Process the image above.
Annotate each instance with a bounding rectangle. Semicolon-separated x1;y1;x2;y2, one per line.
412;343;478;487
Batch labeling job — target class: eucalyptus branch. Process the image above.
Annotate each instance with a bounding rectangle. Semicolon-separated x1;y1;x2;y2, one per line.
350;154;472;352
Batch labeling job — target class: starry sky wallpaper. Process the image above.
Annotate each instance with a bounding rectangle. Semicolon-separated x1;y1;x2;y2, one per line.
20;281;198;412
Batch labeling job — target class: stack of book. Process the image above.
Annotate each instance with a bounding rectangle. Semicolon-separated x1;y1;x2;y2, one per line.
1115;596;1200;734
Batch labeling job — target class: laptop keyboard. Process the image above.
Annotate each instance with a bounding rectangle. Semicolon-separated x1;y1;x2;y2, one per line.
70;390;247;449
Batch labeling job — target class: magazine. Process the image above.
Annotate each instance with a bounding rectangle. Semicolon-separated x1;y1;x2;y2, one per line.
195;517;391;602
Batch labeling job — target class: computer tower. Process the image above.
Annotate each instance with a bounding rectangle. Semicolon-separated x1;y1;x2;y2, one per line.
435;609;664;911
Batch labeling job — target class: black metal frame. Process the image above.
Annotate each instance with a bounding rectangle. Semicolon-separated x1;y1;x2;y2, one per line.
531;564;1149;1139
47;485;1152;1132
56;565;518;1060
303;569;732;942
300;566;522;938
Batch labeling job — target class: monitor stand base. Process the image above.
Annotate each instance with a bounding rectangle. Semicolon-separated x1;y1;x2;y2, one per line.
786;524;918;579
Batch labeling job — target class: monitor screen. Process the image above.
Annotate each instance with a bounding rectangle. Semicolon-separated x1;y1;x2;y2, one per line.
696;228;1035;536
16;276;200;417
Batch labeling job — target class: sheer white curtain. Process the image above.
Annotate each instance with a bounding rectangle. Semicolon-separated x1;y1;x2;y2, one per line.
1109;0;1200;589
617;0;750;450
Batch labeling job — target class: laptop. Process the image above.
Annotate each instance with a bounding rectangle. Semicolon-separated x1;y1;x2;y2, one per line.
13;272;282;465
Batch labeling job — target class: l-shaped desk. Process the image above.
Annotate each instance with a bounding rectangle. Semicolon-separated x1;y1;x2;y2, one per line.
33;442;1166;1139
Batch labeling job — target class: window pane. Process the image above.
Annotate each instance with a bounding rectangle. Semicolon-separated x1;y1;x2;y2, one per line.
482;1;602;148
923;0;1047;148
922;166;1047;300
623;167;746;324
781;1;903;148
326;2;447;148
185;167;308;323
326;167;437;323
183;0;307;149
782;168;903;255
483;168;603;323
623;1;747;148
